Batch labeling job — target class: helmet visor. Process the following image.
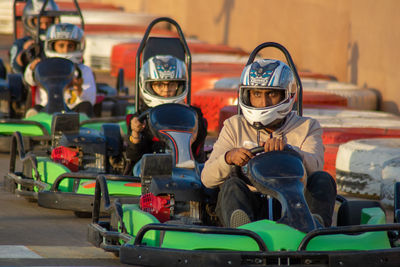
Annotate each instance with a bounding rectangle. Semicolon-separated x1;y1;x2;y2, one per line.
240;86;289;108
146;80;186;99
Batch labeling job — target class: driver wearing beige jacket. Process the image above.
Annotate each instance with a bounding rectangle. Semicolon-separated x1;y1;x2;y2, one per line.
201;59;336;228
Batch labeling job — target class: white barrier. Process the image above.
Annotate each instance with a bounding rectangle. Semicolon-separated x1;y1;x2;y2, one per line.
336;138;400;203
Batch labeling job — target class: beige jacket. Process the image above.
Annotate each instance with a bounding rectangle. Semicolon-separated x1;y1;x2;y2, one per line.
201;112;324;188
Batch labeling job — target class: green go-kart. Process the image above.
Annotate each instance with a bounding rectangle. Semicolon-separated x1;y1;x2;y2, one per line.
3;57;140;216
88;148;400;266
0;0;132;153
87;42;400;266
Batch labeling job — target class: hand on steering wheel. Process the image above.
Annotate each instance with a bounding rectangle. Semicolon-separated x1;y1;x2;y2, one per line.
225;148;254;167
129;109;150;144
261;137;286;152
130;116;146;134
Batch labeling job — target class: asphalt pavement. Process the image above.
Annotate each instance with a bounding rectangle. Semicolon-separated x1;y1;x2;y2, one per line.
0;152;135;266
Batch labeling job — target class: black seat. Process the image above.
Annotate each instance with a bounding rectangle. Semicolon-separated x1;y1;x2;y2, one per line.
142;37;185;63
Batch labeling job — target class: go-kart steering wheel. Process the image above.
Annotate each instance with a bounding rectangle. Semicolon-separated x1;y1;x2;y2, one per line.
249;146;265;155
137;108;151;123
234;146;265;185
234;145;301;185
20;43;41;66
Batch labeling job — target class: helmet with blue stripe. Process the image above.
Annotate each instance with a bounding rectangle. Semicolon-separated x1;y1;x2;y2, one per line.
239;59;296;128
139;55;188;107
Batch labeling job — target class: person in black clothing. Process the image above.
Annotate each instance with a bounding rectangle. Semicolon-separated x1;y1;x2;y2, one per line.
9;0;59;74
124;55;207;175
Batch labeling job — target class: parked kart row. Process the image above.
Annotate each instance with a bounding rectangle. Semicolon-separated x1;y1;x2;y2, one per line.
3;15;400;266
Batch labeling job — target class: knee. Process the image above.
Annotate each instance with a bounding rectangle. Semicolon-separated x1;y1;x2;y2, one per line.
307;171;337;195
220;176;248;194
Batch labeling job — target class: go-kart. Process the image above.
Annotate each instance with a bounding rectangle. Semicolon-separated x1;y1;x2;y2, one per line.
0;59;130;152
87;41;400;266
0;0;132;152
123;16;209;212
3;57;140;216
88;147;400;266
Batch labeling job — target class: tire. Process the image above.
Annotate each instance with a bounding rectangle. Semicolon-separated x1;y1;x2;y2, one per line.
102;123;122;157
337;200;382;226
336;138;400;198
0;59;6;80
302;78;378;110
303;109;400;129
74;211;92;218
7;73;25;103
191;89;237;133
380;157;400;207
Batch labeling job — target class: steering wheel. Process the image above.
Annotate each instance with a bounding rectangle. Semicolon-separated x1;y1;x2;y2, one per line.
234;146;264;185
137;108;152;123
20;43;41;66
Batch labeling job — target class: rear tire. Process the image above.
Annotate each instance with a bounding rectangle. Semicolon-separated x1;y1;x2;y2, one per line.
337;200;382;226
74;211;92;218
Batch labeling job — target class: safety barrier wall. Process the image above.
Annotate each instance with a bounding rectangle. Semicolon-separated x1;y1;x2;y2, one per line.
94;0;400;115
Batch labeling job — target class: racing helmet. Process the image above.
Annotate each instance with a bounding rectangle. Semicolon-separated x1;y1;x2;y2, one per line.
22;0;59;41
239;59;297;128
139;55;188;107
44;23;85;64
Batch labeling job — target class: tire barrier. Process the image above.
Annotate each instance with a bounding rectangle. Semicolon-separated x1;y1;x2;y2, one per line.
336;138;400;205
194;90;348;133
302;78;379;110
110;43;247;80
192;90;238;133
303;109;400;129
218;106;400;183
85;35;142;71
63;11;157;27
307;109;400;181
191;63;244;94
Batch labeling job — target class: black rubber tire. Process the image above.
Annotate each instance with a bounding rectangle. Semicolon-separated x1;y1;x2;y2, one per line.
74;211;92;218
337;199;382;226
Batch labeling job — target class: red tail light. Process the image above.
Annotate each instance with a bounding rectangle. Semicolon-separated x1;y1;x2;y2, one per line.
51;146;80;172
140;193;171;223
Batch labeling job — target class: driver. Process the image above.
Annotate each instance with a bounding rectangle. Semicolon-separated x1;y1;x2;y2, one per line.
24;23;96;117
125;55;207;175
201;59;337;228
9;0;59;74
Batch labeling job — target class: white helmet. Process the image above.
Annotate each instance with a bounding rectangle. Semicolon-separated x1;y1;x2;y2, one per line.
139;55;188;108
239;59;297;129
22;0;59;41
44;23;85;64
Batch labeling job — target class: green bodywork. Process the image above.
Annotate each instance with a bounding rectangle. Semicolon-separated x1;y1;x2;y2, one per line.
79;104;135;135
120;204;161;247
0;113;89;136
75;179;141;196
32;157;141;196
120;206;390;252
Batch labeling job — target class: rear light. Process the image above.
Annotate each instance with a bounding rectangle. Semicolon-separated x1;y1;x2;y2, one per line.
140;193;171;223
51;146;80;172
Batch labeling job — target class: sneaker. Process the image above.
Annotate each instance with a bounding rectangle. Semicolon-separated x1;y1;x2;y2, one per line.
25;108;38;118
230;209;251;228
